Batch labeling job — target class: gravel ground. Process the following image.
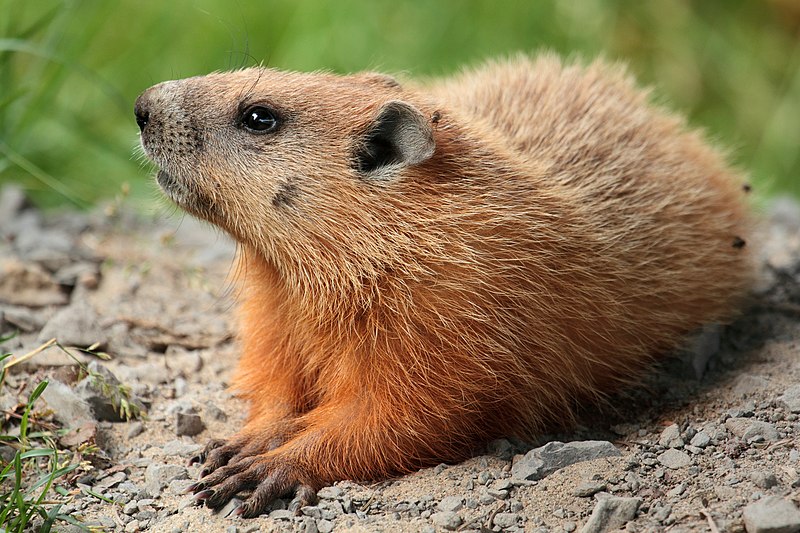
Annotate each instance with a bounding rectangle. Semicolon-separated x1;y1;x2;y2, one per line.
1;183;800;533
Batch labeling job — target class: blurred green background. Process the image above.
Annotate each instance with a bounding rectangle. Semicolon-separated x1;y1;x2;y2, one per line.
0;0;798;209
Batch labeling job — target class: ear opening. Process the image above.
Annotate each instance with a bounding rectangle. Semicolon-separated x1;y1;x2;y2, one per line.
354;101;435;175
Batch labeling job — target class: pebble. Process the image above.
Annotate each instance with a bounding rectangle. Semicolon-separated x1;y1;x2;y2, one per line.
726;418;779;442
438;496;464;512
175;410;205;436
41;379;95;426
779;385;800;414
511;440;621;481
2;306;44;332
580;496;641;533
317;520;334;533
127;421;145;438
430;511;462;530
666;483;686;498
493;512;520;529
658;424;684;448
76;362;144;421
0;259;68;307
750;471;778;490
657;449;691;469
743;496;800;533
486;488;509;500
573;481;607;497
317;486;343;500
302;517;318;533
689;431;711;448
161;439;202;457
37;302;106;348
144;463;188;497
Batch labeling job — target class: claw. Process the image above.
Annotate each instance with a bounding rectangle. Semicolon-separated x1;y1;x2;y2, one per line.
185;482;202;494
194;489;214;501
289;485;317;515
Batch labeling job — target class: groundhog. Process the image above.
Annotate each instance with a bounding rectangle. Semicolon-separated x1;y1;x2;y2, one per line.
135;54;753;517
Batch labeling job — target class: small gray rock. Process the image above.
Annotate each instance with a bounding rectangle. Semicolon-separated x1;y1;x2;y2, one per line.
573;481;607;497
438;496;463;512
580;496;641;533
726;418;779;442
175;411;205;437
317;486;343;500
302;517;318;533
37;302;106;349
493;512;520;529
161;440;202;457
511;441;621;481
41;379;95;426
269;509;294;520
658;449;691;469
127;422;145;438
75;362;143;422
144;463;188;497
743;496;800;533
0;259;68;307
666;483;686;498
2;306;44;332
486;488;509;500
301;506;322;519
690;431;711;448
779;385;800;414
750;471;779;490
316;519;334;533
658;424;684;448
430;511;462;530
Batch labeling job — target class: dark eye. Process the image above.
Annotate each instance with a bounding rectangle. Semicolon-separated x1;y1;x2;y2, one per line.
241;106;279;133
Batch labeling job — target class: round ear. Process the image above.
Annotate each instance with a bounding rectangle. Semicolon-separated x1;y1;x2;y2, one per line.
353;101;436;175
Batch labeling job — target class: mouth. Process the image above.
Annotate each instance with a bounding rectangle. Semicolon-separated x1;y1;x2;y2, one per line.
156;169;185;202
156;168;208;213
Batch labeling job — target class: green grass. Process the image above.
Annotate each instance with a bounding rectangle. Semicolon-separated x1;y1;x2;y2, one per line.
0;337;140;531
0;339;82;532
0;0;798;208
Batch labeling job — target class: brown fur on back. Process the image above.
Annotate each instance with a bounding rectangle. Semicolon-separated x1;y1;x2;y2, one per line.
137;54;752;497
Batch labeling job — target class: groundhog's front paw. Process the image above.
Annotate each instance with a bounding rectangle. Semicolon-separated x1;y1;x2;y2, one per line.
189;422;297;475
188;453;316;518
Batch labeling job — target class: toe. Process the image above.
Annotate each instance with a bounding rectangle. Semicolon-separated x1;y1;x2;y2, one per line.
205;472;258;510
189;438;227;466
288;484;317;514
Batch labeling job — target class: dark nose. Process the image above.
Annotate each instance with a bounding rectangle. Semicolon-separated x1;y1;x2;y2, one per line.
134;91;151;132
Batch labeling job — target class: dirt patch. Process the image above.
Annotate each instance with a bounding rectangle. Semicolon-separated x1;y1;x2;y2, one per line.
1;184;799;532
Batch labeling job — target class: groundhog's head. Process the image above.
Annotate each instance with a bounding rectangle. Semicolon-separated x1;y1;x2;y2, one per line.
136;69;441;280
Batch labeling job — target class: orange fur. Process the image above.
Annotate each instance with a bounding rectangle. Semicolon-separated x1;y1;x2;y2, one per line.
136;54;753;514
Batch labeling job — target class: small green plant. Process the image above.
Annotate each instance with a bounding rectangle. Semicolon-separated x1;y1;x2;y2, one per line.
67;341;144;422
0;337;131;531
0;380;83;532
